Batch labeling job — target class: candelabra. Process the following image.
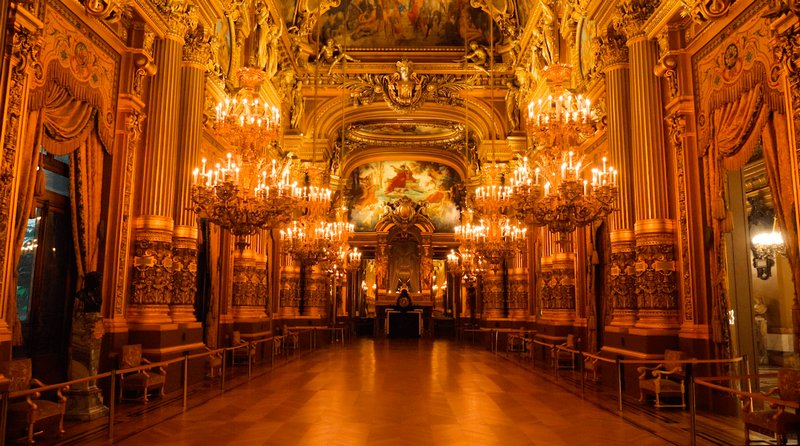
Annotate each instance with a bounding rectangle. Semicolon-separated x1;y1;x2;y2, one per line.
517;64;619;238
455;214;526;269
751;230;785;280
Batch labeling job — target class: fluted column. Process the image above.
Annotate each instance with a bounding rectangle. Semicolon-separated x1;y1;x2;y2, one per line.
620;0;680;331
129;3;194;326
170;26;210;323
597;24;637;328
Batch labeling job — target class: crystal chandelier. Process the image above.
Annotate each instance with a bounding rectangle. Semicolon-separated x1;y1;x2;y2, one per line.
751;229;786;280
213;67;280;151
191;150;299;244
515;63;619;236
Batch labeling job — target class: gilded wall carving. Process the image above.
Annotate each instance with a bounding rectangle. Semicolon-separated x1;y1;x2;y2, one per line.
616;0;660;38
232;262;257;307
667;111;694;322
171;243;198;306
131;238;173;305
634;236;678;310
113;111;144;316
609;249;636;309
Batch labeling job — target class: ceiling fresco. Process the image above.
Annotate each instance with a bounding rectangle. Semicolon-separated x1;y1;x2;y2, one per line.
346;120;465;146
318;0;491;48
346;161;463;232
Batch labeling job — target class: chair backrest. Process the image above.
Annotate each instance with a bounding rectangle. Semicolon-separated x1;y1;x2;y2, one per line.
663;349;685;372
121;344;143;369
7;359;32;392
565;334;575;348
778;368;800;402
232;331;242;345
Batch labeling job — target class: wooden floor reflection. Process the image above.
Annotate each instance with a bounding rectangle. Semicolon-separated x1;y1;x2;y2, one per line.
112;339;672;446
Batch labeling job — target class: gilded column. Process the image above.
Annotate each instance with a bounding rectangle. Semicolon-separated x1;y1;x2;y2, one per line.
304;264;327;318
170;25;210;324
0;6;41;343
508;250;528;320
279;262;300;318
129;5;193;325
232;234;268;321
597;24;637;328
482;268;504;319
619;0;680;331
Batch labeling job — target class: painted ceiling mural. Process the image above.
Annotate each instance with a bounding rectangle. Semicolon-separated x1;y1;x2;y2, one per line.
347;161;462;232
319;0;491;48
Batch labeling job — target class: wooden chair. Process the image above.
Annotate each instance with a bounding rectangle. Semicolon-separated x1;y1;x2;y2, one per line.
231;331;255;366
637;349;686;409
554;334;576;369
205;346;223;378
742;368;800;445
6;358;68;444
118;344;166;403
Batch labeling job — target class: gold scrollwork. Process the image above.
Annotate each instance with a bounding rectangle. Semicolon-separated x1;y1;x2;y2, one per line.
615;0;659;38
131;238;173;305
635;241;678;310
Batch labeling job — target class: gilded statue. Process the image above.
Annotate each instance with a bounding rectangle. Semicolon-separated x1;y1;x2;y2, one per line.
457;41;490;74
254;1;281;77
290;83;304;129
505;81;520;131
316;38;359;75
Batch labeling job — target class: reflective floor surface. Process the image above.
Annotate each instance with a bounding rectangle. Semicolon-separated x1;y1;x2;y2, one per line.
109;339;675;446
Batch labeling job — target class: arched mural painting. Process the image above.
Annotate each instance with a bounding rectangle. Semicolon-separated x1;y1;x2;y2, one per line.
346;160;462;232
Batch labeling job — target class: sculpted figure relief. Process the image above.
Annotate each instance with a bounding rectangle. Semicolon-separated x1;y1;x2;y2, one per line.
316;38;359;75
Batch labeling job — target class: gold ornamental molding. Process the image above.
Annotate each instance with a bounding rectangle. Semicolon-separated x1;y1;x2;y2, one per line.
134;215;174;233
173;225;198;240
634;218;676;235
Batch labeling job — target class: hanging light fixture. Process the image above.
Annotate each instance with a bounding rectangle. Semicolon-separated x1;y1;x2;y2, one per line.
515;63;619;238
192;67;298;247
751;225;786;280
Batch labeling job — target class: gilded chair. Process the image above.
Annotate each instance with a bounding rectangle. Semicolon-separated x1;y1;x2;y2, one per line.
231;331;255;366
6;358;68;444
742;368;800;445
637;349;686;409
118;344;166;403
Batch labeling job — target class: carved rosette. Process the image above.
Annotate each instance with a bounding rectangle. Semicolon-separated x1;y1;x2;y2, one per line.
595;24;629;71
482;270;504;319
608;230;637;326
131;220;173;309
616;0;660;39
634;220;680;329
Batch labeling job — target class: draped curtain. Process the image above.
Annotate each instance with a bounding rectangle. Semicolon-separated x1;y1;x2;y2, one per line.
10;82;108;344
707;82;797;348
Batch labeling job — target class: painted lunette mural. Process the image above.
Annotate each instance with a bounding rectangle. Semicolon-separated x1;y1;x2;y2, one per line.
320;0;490;47
347;161;462;232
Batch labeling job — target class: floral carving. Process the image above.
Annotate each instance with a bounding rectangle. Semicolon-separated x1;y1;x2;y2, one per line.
635;238;678;310
171;244;198;306
609;248;636;309
131;238;173;305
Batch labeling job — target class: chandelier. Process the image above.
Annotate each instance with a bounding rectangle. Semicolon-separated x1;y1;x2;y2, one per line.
192;151;299;243
751;229;786;280
192;66;295;247
455;211;526;269
515;63;619;237
213;67;280;150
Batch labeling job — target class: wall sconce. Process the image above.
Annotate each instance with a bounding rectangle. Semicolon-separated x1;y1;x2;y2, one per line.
751;230;785;280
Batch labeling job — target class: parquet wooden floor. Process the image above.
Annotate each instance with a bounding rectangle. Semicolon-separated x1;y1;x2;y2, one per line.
110;339;676;445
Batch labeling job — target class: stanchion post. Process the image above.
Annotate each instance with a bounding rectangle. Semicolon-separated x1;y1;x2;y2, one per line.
247;341;253;378
744;354;753;409
553;346;558;381
108;368;116;440
0;377;10;446
688;363;696;446
183;353;189;412
221;349;227;391
580;349;585;398
616;358;623;413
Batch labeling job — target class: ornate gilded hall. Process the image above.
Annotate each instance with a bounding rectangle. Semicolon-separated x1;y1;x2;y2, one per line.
2;0;800;443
